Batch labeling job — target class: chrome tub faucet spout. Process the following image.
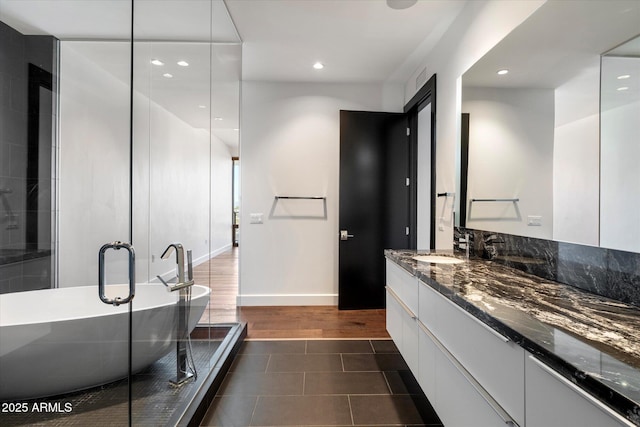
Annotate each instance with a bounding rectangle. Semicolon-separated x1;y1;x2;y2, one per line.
157;243;194;291
161;243;185;283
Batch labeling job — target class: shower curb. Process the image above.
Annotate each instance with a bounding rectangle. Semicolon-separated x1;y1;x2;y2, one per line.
172;322;247;427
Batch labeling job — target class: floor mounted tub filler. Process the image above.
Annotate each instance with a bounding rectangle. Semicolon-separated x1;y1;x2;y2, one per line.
0;284;210;400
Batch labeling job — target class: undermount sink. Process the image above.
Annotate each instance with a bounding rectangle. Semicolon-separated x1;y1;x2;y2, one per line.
412;255;465;265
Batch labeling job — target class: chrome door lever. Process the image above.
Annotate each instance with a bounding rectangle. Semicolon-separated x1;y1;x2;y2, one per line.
340;230;355;241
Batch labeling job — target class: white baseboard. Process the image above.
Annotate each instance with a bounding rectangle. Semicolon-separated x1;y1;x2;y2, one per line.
192;243;233;267
237;293;339;306
152;243;233;284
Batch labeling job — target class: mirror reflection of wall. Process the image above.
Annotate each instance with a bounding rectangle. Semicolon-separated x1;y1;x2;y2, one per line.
458;0;640;252
600;40;640;253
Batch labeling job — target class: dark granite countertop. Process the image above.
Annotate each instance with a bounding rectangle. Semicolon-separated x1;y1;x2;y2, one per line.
385;249;640;425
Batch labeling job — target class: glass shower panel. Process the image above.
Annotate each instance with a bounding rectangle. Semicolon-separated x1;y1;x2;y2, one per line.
0;0;134;424
208;42;241;324
131;0;238;424
1;0;242;424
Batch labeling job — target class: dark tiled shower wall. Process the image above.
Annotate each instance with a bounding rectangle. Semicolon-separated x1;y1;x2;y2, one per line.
455;228;640;308
0;20;57;292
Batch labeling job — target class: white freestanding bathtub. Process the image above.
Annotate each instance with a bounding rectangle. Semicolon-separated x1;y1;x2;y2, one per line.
0;284;210;400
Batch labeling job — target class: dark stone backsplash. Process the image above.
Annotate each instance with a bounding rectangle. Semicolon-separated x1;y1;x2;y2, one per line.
455;228;640;307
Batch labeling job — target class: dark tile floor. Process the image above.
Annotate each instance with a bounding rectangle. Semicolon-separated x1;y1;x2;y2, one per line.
200;339;443;427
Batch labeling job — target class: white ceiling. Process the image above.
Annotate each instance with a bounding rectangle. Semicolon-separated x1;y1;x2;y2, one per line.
0;0;242;148
0;0;240;42
0;0;466;83
462;0;640;90
225;0;466;83
0;0;468;150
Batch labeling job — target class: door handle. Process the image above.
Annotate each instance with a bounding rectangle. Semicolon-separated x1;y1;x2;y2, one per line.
98;241;136;306
340;230;354;241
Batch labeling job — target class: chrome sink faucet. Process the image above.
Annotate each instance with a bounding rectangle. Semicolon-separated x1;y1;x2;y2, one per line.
158;243;194;291
459;232;470;259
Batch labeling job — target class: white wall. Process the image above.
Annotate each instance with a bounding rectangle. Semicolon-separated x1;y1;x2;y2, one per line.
600;56;640;252
463;87;554;239
239;81;401;306
553;61;600;246
59;42;131;286
59;41;232;287
143;102;225;282
403;0;546;248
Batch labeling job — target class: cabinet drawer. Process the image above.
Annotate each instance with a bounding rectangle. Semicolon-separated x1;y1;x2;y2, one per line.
385;259;418;315
417;322;437;401
386;287;419;374
423;282;525;426
525;354;634;427
402;309;419;374
386;289;403;348
418;280;439;330
420;320;516;427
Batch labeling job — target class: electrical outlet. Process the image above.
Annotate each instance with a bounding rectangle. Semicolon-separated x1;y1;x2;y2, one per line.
527;215;542;226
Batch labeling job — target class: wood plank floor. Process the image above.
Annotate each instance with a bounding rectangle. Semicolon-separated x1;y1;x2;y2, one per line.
239;305;389;339
194;247;239;324
195;247;390;339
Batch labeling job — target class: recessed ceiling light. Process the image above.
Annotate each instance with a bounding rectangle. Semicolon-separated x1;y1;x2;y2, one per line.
214;117;223;121
234;128;239;131
617;74;630;80
497;69;509;75
151;59;164;66
313;62;324;70
617;86;629;91
198;105;207;109
177;60;189;67
163;73;173;78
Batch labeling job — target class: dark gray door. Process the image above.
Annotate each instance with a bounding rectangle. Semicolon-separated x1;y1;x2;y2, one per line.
339;110;411;309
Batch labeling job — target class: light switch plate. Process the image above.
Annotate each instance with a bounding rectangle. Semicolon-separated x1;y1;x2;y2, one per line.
527;215;542;226
250;213;263;224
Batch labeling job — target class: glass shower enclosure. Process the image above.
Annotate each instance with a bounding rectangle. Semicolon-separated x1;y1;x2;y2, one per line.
0;1;242;425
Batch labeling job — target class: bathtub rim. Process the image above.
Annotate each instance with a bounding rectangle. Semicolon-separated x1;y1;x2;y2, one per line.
0;283;211;327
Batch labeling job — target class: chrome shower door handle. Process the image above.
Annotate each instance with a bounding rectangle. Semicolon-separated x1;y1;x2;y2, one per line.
340;230;354;241
98;241;136;306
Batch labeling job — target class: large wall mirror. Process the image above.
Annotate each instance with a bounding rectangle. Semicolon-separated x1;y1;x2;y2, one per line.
458;0;640;253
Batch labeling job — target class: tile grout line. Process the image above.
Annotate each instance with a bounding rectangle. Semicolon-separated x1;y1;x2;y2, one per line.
248;395;260;427
264;354;271;373
382;371;393;395
347;394;355;426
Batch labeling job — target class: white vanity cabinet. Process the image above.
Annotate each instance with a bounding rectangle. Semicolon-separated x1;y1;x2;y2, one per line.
385;257;634;427
417;281;522;427
386;259;520;426
385;260;420;374
525;354;634;427
418;320;517;426
420;281;525;426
